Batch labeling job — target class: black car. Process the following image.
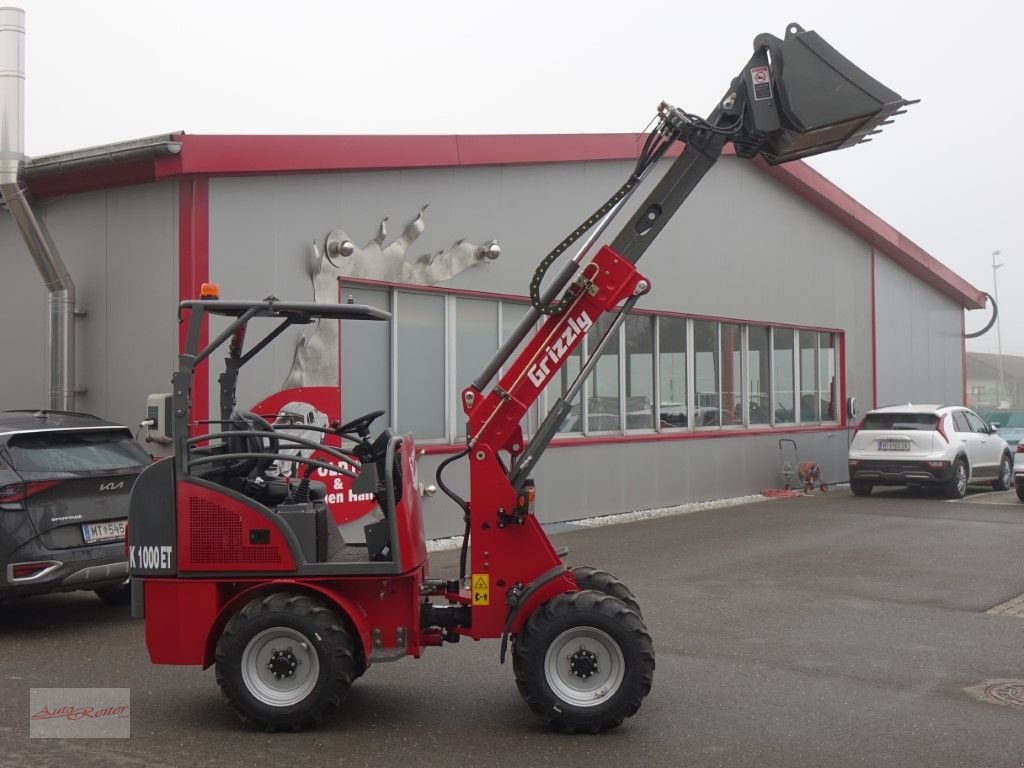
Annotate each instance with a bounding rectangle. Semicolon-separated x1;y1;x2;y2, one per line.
0;410;150;603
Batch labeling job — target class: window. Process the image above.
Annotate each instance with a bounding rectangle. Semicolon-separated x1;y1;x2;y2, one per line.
819;333;837;421
8;431;150;472
585;314;621;432
455;299;498;438
658;316;687;428
395;291;445;438
799;330;819;422
862;413;939;431
341;287;391;427
720;323;742;427
773;328;796;424
624;314;655;430
952;411;971;433
693;320;719;427
748;326;771;425
964;411;989;434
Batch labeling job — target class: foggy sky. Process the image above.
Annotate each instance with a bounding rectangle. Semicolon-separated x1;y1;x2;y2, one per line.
13;0;1022;356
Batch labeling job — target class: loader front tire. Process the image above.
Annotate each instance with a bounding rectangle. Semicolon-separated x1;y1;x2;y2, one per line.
513;590;654;734
215;592;357;731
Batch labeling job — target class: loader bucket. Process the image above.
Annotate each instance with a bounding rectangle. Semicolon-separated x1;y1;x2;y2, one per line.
743;23;915;165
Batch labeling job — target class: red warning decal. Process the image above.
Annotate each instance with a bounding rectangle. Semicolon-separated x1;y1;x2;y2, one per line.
750;66;772;100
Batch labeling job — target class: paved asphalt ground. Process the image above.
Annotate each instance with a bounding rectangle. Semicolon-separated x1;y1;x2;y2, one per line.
2;486;1023;768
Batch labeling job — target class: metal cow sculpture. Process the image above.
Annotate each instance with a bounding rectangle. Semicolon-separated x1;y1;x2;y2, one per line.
283;206;500;389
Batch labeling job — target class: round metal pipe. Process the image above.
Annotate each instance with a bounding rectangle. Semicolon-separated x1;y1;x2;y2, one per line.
0;7;24;184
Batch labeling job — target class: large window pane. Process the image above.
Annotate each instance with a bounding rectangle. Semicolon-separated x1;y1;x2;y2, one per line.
694;320;719;427
341;287;391;428
396;291;445;438
773;328;795;424
721;323;742;426
586;314;621;432
455;299;498;438
748;325;771;425
799;330;819;422
625;314;655;430
819;333;837;421
658;316;687;428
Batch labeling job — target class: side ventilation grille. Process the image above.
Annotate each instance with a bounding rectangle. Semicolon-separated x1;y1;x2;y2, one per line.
188;497;281;565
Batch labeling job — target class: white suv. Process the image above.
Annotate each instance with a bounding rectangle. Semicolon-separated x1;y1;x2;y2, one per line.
848;404;1013;498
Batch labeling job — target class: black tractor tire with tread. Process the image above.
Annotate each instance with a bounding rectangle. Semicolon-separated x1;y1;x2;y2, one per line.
215;592;357;731
992;453;1013;491
942;457;969;499
571;565;643;618
512;590;654;734
849;479;873;497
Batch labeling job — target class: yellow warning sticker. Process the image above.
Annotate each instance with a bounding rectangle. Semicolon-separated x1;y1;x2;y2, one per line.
471;574;489;606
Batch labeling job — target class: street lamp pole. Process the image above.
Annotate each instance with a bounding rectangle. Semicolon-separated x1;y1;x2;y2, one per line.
992;249;1004;408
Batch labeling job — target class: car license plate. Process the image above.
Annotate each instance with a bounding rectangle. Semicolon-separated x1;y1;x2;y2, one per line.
82;519;127;544
878;439;911;451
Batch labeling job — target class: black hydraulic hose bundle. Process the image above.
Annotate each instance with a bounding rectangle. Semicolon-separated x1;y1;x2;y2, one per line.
435;446;472;580
529;116;680;316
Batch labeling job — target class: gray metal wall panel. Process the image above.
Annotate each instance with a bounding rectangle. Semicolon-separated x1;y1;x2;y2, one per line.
0;212;47;405
874;255;963;406
0;183;178;427
201;157;959;537
415;429;850;539
209;159;876;411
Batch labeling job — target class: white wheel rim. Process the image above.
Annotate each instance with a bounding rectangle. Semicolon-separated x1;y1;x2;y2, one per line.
240;627;320;707
543;626;625;708
1001;460;1011;486
956;463;967;494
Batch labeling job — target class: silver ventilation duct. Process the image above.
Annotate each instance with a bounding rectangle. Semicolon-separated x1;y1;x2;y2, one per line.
0;7;79;410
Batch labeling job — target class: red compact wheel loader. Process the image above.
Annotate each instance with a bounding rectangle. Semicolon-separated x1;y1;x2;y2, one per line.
128;23;913;733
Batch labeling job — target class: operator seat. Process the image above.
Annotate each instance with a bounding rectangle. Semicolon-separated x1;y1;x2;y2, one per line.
222;411;328;504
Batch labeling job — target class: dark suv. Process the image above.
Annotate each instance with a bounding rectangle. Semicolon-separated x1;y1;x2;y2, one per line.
0;410;150;603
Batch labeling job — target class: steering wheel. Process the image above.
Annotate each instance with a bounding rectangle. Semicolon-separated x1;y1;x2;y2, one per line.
225;410;280;478
333;409;385;439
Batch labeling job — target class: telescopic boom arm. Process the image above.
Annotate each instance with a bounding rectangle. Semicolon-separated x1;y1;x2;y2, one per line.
437;23;914;629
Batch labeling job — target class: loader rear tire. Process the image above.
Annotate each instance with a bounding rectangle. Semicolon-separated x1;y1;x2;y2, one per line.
513;590;654;734
215;592;357;731
570;565;642;618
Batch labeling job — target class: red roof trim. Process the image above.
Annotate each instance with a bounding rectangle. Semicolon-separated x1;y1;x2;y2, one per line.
24;132;981;308
150;133;682;177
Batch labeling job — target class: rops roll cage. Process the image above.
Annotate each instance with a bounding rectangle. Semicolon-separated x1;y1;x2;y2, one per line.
172;297;391;480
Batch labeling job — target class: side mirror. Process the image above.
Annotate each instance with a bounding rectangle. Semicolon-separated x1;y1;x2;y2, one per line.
989;423;1000;433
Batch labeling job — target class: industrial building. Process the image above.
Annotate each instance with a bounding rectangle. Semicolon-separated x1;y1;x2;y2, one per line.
0;133;984;536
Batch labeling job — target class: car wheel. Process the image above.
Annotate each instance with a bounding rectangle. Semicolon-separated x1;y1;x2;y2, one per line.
850;479;873;497
513;590;654;734
215;592;357;731
94;582;132;606
942;458;968;499
1016;480;1024;502
992;454;1013;491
